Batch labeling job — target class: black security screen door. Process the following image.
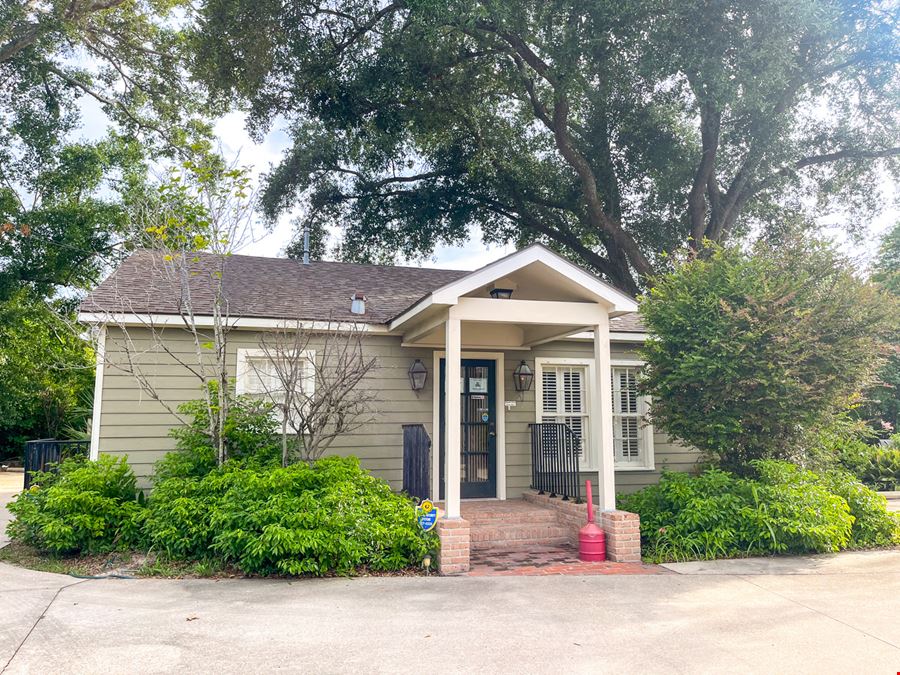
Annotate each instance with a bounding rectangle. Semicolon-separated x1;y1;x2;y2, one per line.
439;359;497;499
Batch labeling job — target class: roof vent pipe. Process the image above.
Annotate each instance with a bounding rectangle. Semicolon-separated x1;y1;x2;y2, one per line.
350;293;366;315
302;225;310;265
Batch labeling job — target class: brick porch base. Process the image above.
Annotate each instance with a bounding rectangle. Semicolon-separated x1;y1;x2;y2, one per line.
435;517;470;575
436;494;642;573
521;491;642;563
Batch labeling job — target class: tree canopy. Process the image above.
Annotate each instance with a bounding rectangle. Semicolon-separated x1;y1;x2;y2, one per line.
194;0;899;292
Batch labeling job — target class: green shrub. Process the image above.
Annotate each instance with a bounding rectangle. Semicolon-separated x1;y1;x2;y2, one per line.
154;392;281;482
144;456;433;575
7;456;146;554
619;460;900;563
821;470;900;547
855;448;900;491
640;238;894;473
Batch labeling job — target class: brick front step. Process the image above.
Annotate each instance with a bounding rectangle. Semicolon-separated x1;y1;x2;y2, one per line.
470;525;573;550
459;500;577;550
462;508;558;525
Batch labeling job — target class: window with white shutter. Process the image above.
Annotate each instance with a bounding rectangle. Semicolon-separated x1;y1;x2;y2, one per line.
236;349;315;421
536;357;654;471
611;363;653;468
536;359;592;467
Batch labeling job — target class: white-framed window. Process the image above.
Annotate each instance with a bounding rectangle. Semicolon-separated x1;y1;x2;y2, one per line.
535;358;595;469
534;357;654;471
235;348;316;417
611;360;654;469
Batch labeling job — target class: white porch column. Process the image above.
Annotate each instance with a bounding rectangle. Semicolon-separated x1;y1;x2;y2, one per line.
593;312;616;510
444;316;462;518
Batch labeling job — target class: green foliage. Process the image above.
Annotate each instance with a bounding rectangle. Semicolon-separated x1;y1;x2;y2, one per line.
155;393;281;482
1;0;209;164
6;456;145;555
640;238;894;472
0;135;149;302
619;461;900;562
194;0;899;291
850;445;900;492
863;221;900;434
820;469;900;547
144;457;433;575
872;221;900;297
0;292;95;458
806;416;900;491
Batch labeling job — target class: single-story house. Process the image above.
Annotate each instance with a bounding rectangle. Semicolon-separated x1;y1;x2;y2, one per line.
79;244;701;571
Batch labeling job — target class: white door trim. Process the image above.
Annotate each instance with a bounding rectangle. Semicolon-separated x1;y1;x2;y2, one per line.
432;350;507;501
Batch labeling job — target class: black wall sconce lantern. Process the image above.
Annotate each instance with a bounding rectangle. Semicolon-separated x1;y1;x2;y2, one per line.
489;287;514;299
408;359;428;391
513;360;534;392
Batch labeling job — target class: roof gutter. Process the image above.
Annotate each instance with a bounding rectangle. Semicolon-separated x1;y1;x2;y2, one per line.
76;312;390;333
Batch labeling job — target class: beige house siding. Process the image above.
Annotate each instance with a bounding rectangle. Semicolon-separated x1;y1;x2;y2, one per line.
98;326;700;494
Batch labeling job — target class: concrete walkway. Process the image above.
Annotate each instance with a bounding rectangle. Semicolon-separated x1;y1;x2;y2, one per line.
2;474;899;674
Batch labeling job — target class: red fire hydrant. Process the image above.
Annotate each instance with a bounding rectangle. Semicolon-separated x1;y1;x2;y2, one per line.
579;480;606;562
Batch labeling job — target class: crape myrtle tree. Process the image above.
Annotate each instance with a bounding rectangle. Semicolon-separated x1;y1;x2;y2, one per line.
639;237;896;473
248;320;377;466
103;159;257;467
193;0;899;293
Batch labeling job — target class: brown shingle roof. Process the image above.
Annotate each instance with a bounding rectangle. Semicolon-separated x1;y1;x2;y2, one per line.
80;250;470;324
80;249;646;331
610;312;645;333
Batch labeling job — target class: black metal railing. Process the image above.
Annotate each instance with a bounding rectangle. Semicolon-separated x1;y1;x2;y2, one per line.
529;423;582;502
402;424;431;501
23;439;90;489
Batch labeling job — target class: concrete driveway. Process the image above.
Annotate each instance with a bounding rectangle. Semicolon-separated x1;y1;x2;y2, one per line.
2;473;899;674
0;548;897;674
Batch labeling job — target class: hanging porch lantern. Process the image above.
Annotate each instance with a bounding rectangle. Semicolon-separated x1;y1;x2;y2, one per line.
513;360;534;392
408;359;428;391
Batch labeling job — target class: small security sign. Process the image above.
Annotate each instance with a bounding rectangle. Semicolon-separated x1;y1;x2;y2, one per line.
416;499;439;532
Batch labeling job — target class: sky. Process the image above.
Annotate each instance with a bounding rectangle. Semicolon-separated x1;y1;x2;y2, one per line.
80;99;896;274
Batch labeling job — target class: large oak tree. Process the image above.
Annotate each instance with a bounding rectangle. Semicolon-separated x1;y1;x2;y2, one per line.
195;0;898;292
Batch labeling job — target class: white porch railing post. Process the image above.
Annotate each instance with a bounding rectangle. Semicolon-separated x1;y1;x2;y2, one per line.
444;315;462;518
593;313;617;510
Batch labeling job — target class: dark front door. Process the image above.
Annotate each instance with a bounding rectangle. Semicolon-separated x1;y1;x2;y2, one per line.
440;359;497;499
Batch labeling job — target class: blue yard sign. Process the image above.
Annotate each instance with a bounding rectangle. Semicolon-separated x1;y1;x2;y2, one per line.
417;499;439;532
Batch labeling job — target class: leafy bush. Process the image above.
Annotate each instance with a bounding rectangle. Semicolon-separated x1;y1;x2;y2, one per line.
144;456;433;575
809;419;900;491
154;393;281;482
854;447;900;491
821;470;900;547
619;460;900;562
640;238;895;472
7;456;146;554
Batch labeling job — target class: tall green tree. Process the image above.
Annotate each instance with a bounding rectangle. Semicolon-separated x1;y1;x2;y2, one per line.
1;0;209;151
1;0;215;300
194;0;899;292
864;221;900;434
0;292;94;458
0;134;148;302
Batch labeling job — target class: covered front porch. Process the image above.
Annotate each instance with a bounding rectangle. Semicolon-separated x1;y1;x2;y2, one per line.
391;245;643;573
